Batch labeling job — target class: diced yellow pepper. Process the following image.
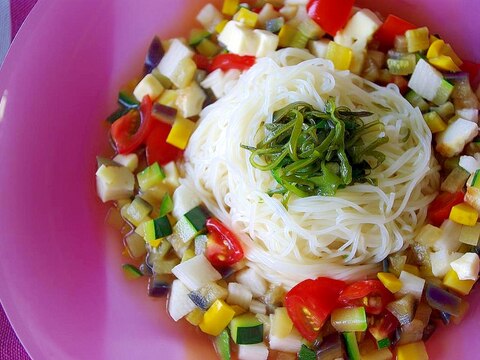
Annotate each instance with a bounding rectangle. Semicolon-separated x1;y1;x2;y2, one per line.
423;111;447;133
426;39;445;59
233;7;258;28
199;299;236;336
397;341;429;360
186;308;205;326
147;238;161;248
443;44;463;66
429;55;461;72
215;19;228;34
278;24;297;48
403;264;421;277
166;116;196;150
222;0;239;16
405;27;430;53
449;203;479;226
230;305;247;316
377;272;403;293
443;268;475;296
325;41;352;71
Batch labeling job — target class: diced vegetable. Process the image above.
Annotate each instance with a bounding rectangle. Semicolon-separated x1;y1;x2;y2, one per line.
122;264;143;279
386;294;416;325
96;164;135;202
253;29;279;57
408;59;446;103
137;162;165;191
168;279;197;321
112;153;138;172
124;232;147;258
325;41;352;70
269;327;303;353
428;192;465;227
338;280;393;315
249;299;267;315
374;14;416;48
265;17;285;33
387;54;416;75
405;90;429;112
188;282;228;310
229;313;263;344
368;311;399;348
449;202;478;226
222;0;239;16
236;267;268;297
270;307;293;339
237;343;269;360
175;81;206;118
397;341;428;360
423;111;447;133
199;299;236;336
306;0;354;36
234;7;258;28
157;39;195;88
397;270;425;300
431;101;455;120
227;282;253;310
316;333;345;360
425;282;462;316
214;329;231;360
450;252;479;281
459;222;480;246
173;206;209;249
145;121;183;166
218;21;259;56
377;272;402;293
330;307;367;332
122;196;152;226
133;74;164;102
171;254;222;291
436;118;479;158
443;268;475;295
343;332;361;360
405;27;429;53
166;116;196;150
298;344;316;360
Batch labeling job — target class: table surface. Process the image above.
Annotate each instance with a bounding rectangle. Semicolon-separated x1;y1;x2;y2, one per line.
1;2;38;358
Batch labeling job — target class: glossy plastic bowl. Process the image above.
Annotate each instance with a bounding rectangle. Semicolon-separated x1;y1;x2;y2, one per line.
0;0;478;359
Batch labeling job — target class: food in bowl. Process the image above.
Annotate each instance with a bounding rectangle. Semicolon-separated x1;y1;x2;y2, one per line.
95;0;480;358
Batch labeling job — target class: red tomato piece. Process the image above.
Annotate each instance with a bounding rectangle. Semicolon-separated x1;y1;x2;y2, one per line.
209;54;256;72
390;75;409;94
427;191;465;227
193;53;211;71
369;310;400;341
145;120;183;165
285;277;346;342
374;14;416;49
205;218;244;268
306;0;354;36
110;95;154;154
338;280;394;315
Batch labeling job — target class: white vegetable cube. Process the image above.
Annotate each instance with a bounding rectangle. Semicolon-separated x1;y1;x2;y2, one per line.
227;282;253;309
249;299;267;315
238;343;269;360
459;222;480;246
133;74;164;102
269;328;303;353
257;3;280;28
218;21;259;56
253;29;279;57
172;184;201;220
333;31;354;48
342;9;382;41
308;39;330;58
408;59;443;102
163;161;180;190
170;57;197;89
459;155;480;174
450;252;480;281
416;224;443;247
113;153;138;172
397;271;425;300
236;267;268;297
196;3;224;33
456;108;479;123
168;280;197;321
175;81;206;118
171;254;222;291
430;249;462;277
96;165;135;202
157;39;194;87
433;219;462;252
435;118;479;157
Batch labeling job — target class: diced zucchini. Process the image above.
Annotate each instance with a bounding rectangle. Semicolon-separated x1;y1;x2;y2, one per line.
137;162;165;191
122;264;143;279
387;54;417;75
157;39;195;88
96;156;121;168
330;307;367;332
124;232;146;258
405;90;429;112
423;111;447;133
172;254;222;291
188;28;211;46
197;3;225;33
122;196;152;226
214;329;232;360
194;234;208;255
431;101;455;120
159;193;174;217
237;343;269;360
144;215;173;242
163;161;180;190
440;166;469;193
432;79;454;106
175;81;206;118
343;332;361;360
230;313;264;344
196;38;221;57
227;282;253;309
112;153;138;172
133;73;164;102
298;344;316;360
168;279;197;321
96;164;135;202
173;205;210;250
188;282;228;310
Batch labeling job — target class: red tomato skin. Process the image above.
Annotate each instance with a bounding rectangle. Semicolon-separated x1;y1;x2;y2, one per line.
285;277;346;342
306;0;354;36
374;14;416;49
209;54;256;72
427;191;465;227
205;218;244;268
145;121;183;165
369;310;400;341
110;95;154;154
193;53;211;71
338;280;394;315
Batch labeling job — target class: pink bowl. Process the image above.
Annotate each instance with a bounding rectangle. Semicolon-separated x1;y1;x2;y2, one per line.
0;0;478;359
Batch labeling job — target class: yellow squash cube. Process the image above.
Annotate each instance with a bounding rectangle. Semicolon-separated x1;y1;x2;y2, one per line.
397;341;429;360
443;269;475;296
325;42;352;71
449;203;479;226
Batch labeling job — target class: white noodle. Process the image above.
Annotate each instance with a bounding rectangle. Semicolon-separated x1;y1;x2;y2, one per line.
182;49;440;290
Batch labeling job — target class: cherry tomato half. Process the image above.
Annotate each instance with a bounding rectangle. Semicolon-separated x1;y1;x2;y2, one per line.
205;218;244;268
427;191;465;227
306;0;354;36
145;120;183;166
110;95;154;154
338;280;394;315
209;54;256;72
369;310;400;342
285;277;346;342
